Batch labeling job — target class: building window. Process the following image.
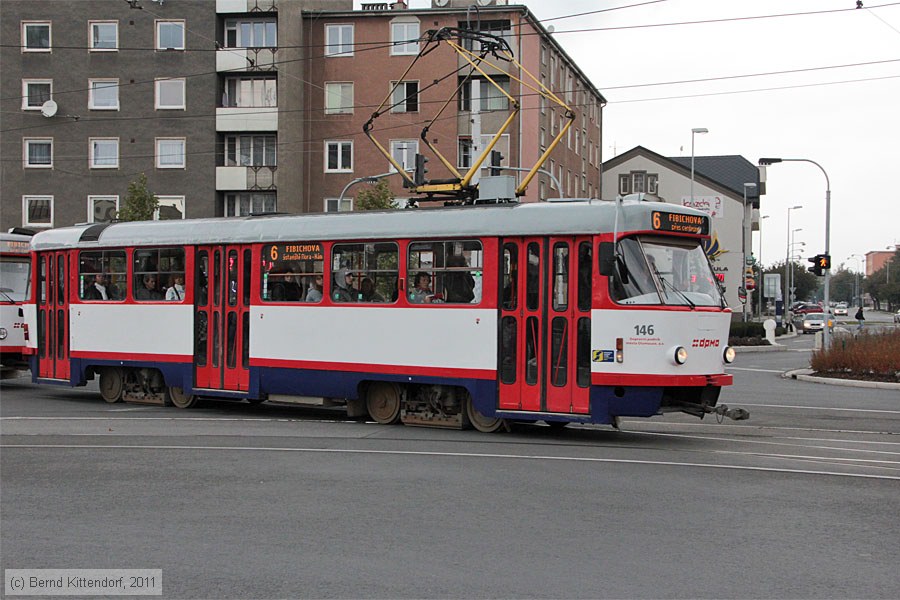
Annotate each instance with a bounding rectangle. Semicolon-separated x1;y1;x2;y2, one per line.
458;76;510;112
89;138;119;169
224;19;277;48
156;20;185;50
88;196;119;223
156;78;186;110
24;138;53;168
88;79;118;110
458;19;511;51
458;138;473;169
549;160;556;189
390;81;419;113
389;140;418;172
156;138;186;169
647;174;659;194
324;141;353;173
224;134;277;167
90;21;118;51
224;192;276;217
324;82;353;114
325;24;353;57
155;196;186;220
22;80;52;110
325;198;352;213
23;195;53;227
22;22;51;52
222;77;276;107
391;20;420;55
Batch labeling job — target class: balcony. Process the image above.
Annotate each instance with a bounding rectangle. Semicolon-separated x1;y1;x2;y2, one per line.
217;48;279;72
217;0;277;13
216;107;277;132
216;166;278;191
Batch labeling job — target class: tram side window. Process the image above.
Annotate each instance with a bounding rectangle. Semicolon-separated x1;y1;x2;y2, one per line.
407;240;483;304
134;248;185;302
332;242;398;303
260;242;324;303
79;250;126;301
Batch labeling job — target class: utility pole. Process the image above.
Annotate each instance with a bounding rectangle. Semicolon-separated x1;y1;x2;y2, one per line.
470;79;482;187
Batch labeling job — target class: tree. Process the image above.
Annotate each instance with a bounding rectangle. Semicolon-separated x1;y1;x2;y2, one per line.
355;180;396;211
117;173;158;221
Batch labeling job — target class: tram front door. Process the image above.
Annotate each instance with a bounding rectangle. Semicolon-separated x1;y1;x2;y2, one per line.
194;245;250;392
498;237;592;415
36;251;70;381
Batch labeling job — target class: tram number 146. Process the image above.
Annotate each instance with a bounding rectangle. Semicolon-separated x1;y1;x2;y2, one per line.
634;324;655;336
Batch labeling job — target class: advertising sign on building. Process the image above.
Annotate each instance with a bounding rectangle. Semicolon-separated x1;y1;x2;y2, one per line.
680;196;724;219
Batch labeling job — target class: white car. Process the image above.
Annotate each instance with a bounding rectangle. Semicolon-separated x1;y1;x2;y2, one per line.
834;305;848;316
894;310;900;324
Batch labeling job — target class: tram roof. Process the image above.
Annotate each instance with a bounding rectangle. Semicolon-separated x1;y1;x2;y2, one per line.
30;200;710;251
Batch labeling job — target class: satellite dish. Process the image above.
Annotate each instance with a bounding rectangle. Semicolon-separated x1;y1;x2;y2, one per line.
40;100;58;118
547;25;555;34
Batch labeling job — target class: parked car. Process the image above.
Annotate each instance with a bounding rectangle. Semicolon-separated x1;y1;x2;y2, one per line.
794;303;824;315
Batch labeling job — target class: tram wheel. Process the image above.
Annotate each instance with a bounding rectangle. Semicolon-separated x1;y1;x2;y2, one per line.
465;396;505;433
98;368;124;403
167;386;198;409
545;420;568;431
366;382;401;425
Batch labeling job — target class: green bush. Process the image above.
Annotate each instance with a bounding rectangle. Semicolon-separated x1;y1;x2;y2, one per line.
729;322;766;338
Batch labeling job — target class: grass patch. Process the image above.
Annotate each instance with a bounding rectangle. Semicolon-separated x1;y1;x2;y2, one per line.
811;330;900;382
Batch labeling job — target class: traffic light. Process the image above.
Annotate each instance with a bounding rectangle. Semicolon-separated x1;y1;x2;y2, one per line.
807;253;831;276
413;153;429;187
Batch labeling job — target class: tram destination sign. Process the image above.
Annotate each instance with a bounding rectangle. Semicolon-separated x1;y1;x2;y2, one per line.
652;211;709;235
0;240;30;254
267;243;323;262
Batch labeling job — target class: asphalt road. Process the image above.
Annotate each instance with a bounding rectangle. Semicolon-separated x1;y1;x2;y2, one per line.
2;344;898;599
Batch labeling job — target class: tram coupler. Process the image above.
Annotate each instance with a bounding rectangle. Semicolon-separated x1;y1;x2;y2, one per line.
705;404;750;421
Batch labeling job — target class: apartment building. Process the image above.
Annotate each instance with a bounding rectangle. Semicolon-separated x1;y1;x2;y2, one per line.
302;0;606;211
0;0;219;230
0;0;604;230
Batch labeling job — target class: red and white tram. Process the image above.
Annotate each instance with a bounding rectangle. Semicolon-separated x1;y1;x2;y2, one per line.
23;199;738;430
1;230;34;377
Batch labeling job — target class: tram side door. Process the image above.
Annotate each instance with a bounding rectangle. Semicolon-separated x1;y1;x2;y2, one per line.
194;245;250;392
498;238;591;415
36;251;70;380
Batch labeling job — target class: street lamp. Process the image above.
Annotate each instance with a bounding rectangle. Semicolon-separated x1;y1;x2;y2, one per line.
758;214;769;318
790;227;803;310
783;205;802;325
741;182;756;322
760;157;832;349
690;127;708;203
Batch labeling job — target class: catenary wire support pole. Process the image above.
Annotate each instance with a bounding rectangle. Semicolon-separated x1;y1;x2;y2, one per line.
760;157;832;349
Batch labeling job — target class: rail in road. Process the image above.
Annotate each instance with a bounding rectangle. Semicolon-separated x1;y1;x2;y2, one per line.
2;368;898;483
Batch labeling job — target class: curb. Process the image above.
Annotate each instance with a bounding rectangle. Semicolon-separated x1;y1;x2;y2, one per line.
783;368;900;390
733;344;786;353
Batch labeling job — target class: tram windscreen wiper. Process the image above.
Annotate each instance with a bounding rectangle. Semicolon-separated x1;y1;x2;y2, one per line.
651;268;696;309
0;288;16;303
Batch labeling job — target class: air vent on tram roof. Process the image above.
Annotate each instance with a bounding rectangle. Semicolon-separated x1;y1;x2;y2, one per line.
79;223;111;242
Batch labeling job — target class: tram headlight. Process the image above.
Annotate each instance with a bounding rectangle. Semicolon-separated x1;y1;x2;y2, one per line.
673;346;688;365
0;327;7;340
723;346;736;364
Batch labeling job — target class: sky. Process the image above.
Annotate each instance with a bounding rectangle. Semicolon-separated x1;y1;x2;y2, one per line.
375;0;900;273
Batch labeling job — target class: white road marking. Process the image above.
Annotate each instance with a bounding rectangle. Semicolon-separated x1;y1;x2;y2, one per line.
736;403;900;414
630;430;900;455
2;443;898;481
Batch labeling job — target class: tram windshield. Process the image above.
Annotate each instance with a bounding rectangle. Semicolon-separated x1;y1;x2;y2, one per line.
0;257;31;302
610;236;725;308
